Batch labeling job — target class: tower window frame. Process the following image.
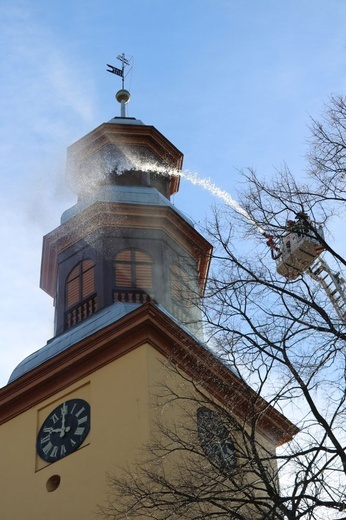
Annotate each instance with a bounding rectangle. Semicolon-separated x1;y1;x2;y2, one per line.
64;259;97;329
170;262;194;307
114;248;154;304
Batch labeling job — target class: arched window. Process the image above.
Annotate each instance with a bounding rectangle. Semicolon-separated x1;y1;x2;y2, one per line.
114;249;154;304
170;263;195;323
197;407;236;474
65;259;97;329
170;263;192;304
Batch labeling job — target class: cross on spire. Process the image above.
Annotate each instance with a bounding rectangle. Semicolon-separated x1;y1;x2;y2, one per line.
107;53;131;90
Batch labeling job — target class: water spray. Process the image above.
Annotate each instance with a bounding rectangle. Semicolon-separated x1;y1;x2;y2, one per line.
105;52;265;235
104;151;265;235
178;169;265;234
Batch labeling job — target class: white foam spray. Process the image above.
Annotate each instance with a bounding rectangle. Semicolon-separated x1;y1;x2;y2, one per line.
73;149;265;235
178;169;265;234
125;157;265;234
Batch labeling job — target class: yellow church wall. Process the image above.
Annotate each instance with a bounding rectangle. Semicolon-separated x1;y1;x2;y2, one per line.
143;346;280;519
0;338;282;519
0;342;158;520
146;345;277;463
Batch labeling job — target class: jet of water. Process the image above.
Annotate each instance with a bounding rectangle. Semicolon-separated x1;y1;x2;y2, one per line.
116;154;265;234
179;169;265;234
75;149;265;235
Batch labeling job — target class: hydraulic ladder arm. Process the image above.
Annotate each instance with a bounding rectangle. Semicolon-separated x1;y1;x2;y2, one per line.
308;257;346;323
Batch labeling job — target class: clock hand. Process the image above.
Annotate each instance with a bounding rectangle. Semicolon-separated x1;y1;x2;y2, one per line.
59;426;71;437
58;402;71;437
43;425;71;435
61;403;67;429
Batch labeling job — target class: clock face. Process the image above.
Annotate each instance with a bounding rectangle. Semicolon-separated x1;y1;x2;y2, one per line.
36;398;90;463
197;406;236;473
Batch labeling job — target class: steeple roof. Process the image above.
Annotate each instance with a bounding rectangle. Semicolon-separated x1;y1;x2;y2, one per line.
66;120;183;199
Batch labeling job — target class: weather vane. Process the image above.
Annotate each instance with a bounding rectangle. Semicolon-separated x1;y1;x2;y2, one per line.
107;53;133;117
107;52;131;90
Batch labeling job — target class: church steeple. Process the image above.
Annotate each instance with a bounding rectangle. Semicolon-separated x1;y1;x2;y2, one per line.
39;73;212;338
2;61;297;520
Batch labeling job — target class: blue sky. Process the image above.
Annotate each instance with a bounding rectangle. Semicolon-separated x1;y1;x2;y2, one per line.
1;0;346;387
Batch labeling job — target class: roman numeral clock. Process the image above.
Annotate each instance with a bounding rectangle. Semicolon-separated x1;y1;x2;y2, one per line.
36;399;91;462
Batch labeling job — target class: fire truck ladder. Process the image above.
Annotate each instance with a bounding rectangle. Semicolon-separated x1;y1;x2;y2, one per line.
308;257;346;323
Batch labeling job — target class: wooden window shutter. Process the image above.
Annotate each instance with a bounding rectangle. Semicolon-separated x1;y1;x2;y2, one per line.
117;250;132;262
135;251;152;289
115;249;153;290
170;264;181;301
82;260;95;299
66;259;95;309
66;265;80;308
115;263;132;287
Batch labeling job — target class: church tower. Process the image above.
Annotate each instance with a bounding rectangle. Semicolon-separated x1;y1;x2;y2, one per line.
40;81;210;340
0;59;297;519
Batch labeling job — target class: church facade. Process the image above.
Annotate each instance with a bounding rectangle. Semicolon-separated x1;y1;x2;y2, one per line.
0;83;297;519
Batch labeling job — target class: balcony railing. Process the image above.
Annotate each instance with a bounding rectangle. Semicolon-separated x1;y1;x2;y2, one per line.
64;294;98;330
113;289;154;305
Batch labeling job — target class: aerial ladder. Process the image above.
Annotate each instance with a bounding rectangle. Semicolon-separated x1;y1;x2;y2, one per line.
265;212;346;323
308;257;346;322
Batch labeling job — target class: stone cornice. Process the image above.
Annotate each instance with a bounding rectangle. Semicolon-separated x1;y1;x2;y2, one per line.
0;303;298;446
40;202;212;297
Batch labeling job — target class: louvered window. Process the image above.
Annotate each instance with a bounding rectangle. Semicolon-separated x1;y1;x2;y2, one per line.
114;249;153;304
65;259;97;329
170;264;181;301
170;263;195;324
170;264;191;301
